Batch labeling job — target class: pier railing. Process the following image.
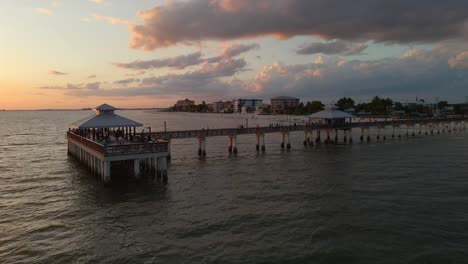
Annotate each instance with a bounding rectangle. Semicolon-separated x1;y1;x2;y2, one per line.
67;132;169;156
104;142;168;156
67;131;104;153
147;117;467;139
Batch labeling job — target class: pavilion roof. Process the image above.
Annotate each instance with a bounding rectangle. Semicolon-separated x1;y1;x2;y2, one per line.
70;104;143;129
309;105;354;119
95;103;116;111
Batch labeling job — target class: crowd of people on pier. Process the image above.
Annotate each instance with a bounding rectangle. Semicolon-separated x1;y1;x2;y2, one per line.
69;128;163;146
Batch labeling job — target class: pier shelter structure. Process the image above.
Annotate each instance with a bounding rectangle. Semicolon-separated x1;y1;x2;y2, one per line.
308;105;355;143
67;104;169;184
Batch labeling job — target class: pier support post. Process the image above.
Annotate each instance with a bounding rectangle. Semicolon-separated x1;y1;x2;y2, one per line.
315;130;321;143
233;136;238;154
334;129;339;143
202;138;206;156
256;133;260;151
160;157;168;182
228;135;233;153
303;130;308;146
103;161;111;184
281;132;285;149
133;159;140;179
261;134;266;152
167;139;172;161
286;132;291;149
367;128;371;142
308;130;313;146
198;137;206;157
360;128;364;142
96;158;101;178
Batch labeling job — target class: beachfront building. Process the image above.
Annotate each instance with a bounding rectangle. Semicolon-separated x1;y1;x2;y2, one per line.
211;100;234;113
344;107;355;115
67;104;169;184
308;105;354;125
174;99;195;111
308;105;355;143
233;99;263;113
256;103;271;114
270;96;300;114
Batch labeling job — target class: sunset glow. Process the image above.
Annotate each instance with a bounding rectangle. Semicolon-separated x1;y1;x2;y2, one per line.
1;0;467;110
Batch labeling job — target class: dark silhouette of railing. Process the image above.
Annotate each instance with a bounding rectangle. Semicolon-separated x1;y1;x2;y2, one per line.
67;132;169;156
67;131;104;153
104;142;168;156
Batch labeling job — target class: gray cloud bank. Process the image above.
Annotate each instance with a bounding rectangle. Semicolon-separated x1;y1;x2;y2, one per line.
129;0;468;50
115;43;259;70
297;41;368;56
46;43;468;102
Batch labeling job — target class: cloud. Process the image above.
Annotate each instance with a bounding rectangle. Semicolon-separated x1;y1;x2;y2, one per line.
297;40;368;56
49;70;67;75
113;78;139;85
92;14;129;25
115;43;259;70
39;82;101;91
85;82;101;90
39;83;82;90
219;43;260;58
88;75;97;79
35;8;53;15
129;0;468;50
114;52;204;70
66;58;247;98
448;51;468;69
245;43;468;101
88;0;109;4
39;42;468;103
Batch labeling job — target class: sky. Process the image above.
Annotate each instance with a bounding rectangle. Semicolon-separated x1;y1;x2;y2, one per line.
1;0;468;110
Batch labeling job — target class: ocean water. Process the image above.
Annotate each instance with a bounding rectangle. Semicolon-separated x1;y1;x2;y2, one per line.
1;110;467;263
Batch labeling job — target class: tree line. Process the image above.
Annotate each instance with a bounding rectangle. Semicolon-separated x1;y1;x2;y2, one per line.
279;96;464;116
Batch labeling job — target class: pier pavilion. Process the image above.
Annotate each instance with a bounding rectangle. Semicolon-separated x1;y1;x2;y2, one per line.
308;105;355;143
67;104;169;184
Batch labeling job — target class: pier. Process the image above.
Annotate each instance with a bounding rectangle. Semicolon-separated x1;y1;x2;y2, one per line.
145;105;467;156
67;104;169;184
68;104;467;184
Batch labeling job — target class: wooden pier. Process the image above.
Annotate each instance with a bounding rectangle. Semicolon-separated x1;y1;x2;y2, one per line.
145;117;467;156
68;104;466;184
67;104;170;184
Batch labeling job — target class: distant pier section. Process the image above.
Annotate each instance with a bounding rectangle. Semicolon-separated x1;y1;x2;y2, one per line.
146;106;467;156
67;104;169;184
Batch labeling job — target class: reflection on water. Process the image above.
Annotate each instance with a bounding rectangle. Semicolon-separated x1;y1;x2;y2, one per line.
0;110;467;263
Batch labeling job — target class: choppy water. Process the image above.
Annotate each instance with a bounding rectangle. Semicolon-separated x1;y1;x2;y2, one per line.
1;110;467;263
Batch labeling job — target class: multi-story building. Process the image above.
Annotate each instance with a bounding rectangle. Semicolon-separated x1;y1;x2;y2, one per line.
255;104;271;114
233;99;263;113
174;99;195;110
211;101;225;113
270;96;300;113
210;101;234;113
